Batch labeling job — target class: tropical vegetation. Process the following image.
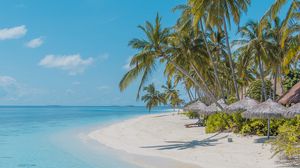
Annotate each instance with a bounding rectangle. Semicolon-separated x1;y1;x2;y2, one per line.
120;0;300;164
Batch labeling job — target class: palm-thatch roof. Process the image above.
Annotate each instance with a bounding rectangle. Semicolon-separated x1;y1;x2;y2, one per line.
285;103;300;118
184;100;207;112
242;99;288;119
278;81;300;105
205;99;227;114
225;97;258;113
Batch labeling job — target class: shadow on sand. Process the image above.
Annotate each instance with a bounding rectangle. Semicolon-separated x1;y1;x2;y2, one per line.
253;137;275;144
140;133;228;150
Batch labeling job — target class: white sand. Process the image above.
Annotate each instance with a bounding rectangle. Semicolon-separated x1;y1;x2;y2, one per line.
89;113;281;168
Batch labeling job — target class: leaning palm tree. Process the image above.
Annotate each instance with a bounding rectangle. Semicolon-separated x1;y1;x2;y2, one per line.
189;0;251;100
119;14;224;109
141;83;166;112
174;4;226;99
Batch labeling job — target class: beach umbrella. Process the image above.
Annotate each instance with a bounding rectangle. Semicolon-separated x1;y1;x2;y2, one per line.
285;103;300;118
205;99;228;115
184;100;207;111
225;97;258;113
242;99;288;139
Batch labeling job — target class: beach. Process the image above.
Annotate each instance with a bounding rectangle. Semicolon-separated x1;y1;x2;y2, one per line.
89;112;280;168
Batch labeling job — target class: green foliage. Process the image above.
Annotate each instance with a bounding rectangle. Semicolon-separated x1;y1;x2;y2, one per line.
240;119;285;136
204;112;286;136
227;96;238;104
205;112;244;133
271;116;300;163
229;113;245;133
162;81;184;109
246;80;273;102
283;70;300;92
183;111;199;119
141;83;166;111
205;113;230;133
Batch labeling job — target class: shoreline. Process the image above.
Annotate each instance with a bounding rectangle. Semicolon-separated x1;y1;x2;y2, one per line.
88;112;281;168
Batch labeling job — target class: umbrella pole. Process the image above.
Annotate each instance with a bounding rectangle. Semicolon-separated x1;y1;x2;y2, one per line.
267;117;270;139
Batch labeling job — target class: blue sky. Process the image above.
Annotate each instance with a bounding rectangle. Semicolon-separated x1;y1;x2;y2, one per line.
0;0;290;106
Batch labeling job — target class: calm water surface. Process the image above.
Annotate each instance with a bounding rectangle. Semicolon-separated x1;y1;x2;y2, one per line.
0;106;169;168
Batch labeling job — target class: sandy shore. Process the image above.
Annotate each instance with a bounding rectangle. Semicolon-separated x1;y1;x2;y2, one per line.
89;112;281;168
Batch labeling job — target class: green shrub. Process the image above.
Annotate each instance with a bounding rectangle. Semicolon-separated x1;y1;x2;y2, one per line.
246;80;273;102
183;111;199;119
240;119;285;136
229;112;245;133
205;113;230;133
227;96;238;104
283;70;300;92
270;116;300;163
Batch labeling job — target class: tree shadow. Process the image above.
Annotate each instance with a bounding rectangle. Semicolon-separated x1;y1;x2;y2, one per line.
253;137;275;144
276;156;300;168
140;133;228;150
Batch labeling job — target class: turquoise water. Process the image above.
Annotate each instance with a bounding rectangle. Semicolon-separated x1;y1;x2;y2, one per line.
0;106;169;168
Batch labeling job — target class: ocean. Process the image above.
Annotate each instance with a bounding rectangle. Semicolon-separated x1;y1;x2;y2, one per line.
0;106;169;168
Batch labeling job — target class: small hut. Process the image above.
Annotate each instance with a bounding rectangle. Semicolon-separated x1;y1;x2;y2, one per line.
278;81;300;106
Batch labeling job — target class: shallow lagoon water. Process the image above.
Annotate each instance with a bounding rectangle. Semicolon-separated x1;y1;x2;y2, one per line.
0;106;169;168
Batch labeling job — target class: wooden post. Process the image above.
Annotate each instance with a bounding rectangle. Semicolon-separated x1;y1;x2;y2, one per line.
267;117;270;139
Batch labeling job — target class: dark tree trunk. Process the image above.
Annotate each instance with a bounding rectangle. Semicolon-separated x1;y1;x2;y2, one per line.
258;54;267;100
200;19;225;100
273;66;279;100
223;16;240;100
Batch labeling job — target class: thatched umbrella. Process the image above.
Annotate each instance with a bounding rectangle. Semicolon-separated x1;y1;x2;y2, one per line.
285;103;300;118
225;97;258;113
184;100;207;111
242;99;288;139
205;99;228;115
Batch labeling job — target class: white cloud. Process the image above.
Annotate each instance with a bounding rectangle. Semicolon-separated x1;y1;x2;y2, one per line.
0;25;27;40
39;54;94;75
0;75;25;100
0;76;17;87
26;37;43;48
123;56;133;70
0;75;44;103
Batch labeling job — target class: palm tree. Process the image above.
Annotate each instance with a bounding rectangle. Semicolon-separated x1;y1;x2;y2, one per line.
189;0;251;100
259;0;299;40
268;17;300;99
141;83;166;112
174;4;226;99
162;81;184;111
119;14;224;109
234;21;272;101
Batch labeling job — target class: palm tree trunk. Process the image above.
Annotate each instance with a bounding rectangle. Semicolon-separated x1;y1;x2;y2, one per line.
196;87;201;99
190;63;224;110
200;20;225;100
258;54;267;100
273;66;278;100
186;87;193;102
174;62;222;108
223;16;240;100
159;52;223;110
